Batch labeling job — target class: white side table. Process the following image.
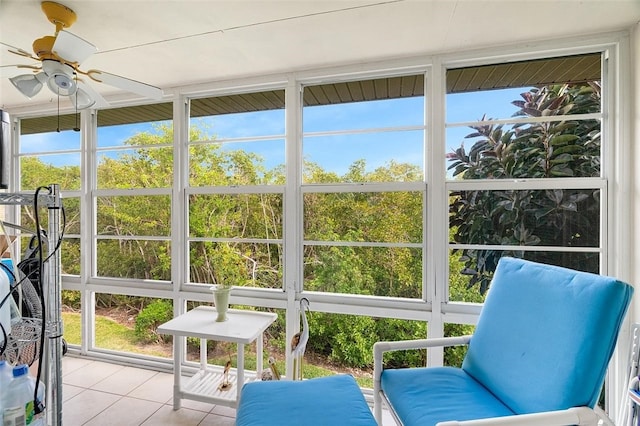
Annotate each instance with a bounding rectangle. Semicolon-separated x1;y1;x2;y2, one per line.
157;306;277;409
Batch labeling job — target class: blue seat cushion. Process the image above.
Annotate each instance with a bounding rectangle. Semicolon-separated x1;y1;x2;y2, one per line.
381;366;514;426
236;374;376;426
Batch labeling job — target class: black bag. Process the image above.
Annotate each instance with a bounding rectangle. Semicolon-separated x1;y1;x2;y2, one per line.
13;234;45;318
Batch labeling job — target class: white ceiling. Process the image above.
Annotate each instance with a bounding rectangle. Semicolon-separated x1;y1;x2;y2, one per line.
1;0;639;111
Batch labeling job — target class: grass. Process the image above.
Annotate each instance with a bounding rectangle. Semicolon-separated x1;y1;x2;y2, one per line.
62;311;169;357
62;312;373;388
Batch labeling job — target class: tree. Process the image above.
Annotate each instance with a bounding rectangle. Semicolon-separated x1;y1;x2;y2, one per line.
447;83;602;294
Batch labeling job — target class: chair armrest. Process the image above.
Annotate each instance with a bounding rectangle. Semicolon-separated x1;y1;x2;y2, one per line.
436;407;599;426
374;335;472;358
373;334;471;379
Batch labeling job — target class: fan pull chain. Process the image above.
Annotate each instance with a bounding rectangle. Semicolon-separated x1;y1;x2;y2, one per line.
56;88;60;133
73;74;80;132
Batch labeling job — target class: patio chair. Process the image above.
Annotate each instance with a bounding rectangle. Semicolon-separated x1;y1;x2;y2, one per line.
373;257;634;426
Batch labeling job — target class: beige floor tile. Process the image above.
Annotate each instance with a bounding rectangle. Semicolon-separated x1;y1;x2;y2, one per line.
209;405;235;418
62;388;121;425
82;396;163;426
91;365;158;395
127;371;174;404
62;356;95;376
198;413;235;426
141;405;207;426
62;383;85;402
63;360;125;388
179;398;216;413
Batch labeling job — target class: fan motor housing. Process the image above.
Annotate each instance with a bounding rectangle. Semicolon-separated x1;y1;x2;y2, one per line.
32;36;56;58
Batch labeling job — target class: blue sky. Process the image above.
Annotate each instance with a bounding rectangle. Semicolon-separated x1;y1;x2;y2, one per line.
20;86;527;176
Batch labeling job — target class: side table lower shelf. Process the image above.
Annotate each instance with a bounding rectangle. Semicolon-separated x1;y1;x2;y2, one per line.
182;369;262;407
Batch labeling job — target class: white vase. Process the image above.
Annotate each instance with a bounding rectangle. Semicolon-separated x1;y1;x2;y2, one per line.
210;286;231;322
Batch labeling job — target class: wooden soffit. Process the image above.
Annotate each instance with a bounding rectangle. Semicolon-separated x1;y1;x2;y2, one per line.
20;53;600;135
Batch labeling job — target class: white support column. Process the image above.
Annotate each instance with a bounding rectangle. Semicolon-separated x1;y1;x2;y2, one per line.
82;109;97;354
284;76;302;380
427;60;447;366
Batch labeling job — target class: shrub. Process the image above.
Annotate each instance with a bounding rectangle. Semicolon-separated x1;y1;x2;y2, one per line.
134;299;173;343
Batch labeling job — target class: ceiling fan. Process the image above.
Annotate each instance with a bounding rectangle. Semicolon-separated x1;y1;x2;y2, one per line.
2;1;163;109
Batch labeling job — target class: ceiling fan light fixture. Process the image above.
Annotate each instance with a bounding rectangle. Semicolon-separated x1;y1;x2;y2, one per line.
42;59;77;96
46;72;76;96
9;73;45;98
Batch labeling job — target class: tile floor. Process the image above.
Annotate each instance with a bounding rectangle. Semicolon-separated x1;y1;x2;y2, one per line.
58;356;394;425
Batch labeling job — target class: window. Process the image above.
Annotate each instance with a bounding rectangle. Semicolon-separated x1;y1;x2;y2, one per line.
187;91;286;289
446;53;604;300
19;114;81;276
95;103;173;281
302;75;425;298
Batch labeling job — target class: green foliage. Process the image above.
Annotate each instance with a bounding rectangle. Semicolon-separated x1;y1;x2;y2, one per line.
307;312;427;368
134;299;173;343
61;290;80;309
447;83;602;293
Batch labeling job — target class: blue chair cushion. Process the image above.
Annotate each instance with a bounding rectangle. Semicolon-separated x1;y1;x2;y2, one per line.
381;366;515;425
236;374;377;426
462;257;633;414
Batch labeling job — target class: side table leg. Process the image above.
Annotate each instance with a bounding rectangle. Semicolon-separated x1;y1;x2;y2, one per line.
236;343;245;403
257;333;264;377
173;335;183;410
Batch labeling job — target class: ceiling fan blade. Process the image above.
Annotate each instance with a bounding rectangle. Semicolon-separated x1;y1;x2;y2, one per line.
73;80;109;109
52;30;97;65
0;64;42;78
87;69;163;100
1;41;39;61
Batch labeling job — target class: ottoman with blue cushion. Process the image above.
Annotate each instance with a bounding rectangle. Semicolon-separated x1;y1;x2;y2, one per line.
236;374;377;425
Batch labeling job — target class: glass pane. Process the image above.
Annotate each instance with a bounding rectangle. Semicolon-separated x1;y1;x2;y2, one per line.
302;75;425;184
61;196;81;235
303;96;424;132
303;191;422;243
189;91;285;187
191;110;285;140
446;55;602;181
97;120;172;148
61;238;80;276
302;313;427;387
189;194;282;239
20;128;80;153
189;241;282;289
303;130;423;184
448;248;600;301
62;290;81;346
97;147;173;189
20;155;81;190
97;195;171;236
449;189;600;247
446;119;601;179
96;239;171;280
447;87;524;123
93;294;172;358
444;323;475;367
188;141;285;187
303;246;422;298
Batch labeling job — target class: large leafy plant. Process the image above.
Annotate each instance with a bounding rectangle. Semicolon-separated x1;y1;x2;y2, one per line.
448;83;601;294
